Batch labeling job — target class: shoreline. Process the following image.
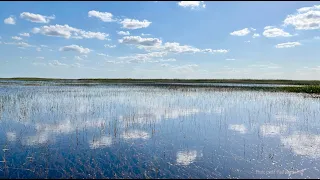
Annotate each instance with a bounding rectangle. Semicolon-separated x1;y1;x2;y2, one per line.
0;79;320;95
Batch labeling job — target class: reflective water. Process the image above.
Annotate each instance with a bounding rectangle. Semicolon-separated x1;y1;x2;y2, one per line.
0;85;320;178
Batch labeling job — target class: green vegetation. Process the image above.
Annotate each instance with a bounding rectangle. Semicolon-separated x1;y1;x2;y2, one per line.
1;78;320;94
1;77;320;85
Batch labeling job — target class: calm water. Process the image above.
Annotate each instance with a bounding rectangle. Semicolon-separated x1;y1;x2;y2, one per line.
0;85;320;178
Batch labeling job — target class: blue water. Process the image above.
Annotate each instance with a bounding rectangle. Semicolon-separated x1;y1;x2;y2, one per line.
0;85;320;178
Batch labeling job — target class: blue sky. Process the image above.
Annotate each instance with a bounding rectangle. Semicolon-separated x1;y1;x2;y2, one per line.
0;1;319;79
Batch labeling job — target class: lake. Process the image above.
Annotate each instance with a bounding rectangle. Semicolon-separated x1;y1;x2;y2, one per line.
0;85;320;178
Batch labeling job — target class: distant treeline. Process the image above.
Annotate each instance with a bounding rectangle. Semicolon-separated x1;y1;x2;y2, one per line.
1;77;320;85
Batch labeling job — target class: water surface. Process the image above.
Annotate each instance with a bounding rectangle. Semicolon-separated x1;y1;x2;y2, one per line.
0;85;319;178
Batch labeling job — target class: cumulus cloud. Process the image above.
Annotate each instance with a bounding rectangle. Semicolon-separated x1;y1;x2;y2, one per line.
49;60;68;67
283;5;320;30
263;26;293;37
120;18;152;29
59;45;91;54
104;44;116;48
275;42;301;48
202;49;229;53
36;57;45;59
19;33;30;37
117;31;130;35
12;36;22;41
178;1;206;9
230;28;251;36
97;53;107;56
3;41;33;48
32;24;109;40
226;58;236;61
4;16;16;25
119;51;168;63
119;36;162;46
20;12;55;23
36;47;41;52
88;10;115;22
252;33;260;38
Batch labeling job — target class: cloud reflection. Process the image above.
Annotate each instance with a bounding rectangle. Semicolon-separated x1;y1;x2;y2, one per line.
6;132;16;142
122;130;150;140
89;136;112;149
228;124;247;134
260;124;287;137
176;150;198;166
281;133;320;159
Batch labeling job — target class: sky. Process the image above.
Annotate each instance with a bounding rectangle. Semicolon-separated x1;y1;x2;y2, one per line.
0;1;320;80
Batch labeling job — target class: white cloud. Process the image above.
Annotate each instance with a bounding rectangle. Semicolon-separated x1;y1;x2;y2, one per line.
252;33;260;38
88;10;115;22
275;42;301;48
70;62;83;68
170;64;199;73
119;36;162;46
284;5;320;30
244;40;251;43
202;49;229;53
314;36;320;40
19;33;30;37
97;53;107;56
160;58;176;62
120;18;152;29
117;31;130;36
36;57;45;59
12;36;22;41
59;45;91;54
36;47;41;52
49;60;68;67
40;45;48;48
74;56;83;61
32;24;109;40
263;26;292;37
230;28;251;36
178;1;206;9
228;124;247;134
161;63;170;67
248;63;281;69
119;51;168;63
141;33;151;36
104;44;116;48
176;150;198;166
226;58;236;61
162;42;201;53
4;16;16;25
4;41;33;48
20;12;55;23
